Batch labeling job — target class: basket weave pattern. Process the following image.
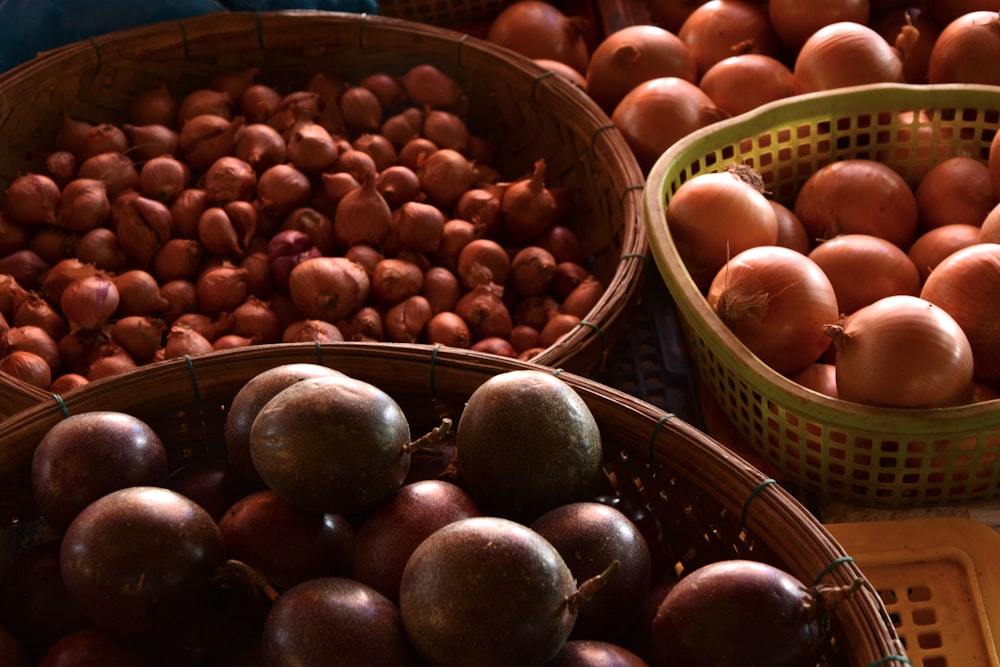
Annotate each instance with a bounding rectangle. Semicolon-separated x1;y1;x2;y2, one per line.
0;342;906;666
645;84;1000;509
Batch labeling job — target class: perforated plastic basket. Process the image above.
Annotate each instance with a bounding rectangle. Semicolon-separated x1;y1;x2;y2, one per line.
829;518;1000;667
644;83;1000;509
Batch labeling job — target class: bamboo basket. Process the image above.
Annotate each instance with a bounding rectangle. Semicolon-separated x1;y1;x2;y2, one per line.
0;342;906;666
0;10;646;405
644;83;1000;509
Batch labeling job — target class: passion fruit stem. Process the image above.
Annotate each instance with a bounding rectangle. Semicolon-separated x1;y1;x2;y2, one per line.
216;558;282;604
566;559;620;616
815;577;864;615
404;417;453;455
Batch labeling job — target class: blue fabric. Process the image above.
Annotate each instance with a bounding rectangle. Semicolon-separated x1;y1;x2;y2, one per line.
0;0;378;73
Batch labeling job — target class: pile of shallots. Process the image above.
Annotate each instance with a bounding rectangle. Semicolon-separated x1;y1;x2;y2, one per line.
0;63;604;392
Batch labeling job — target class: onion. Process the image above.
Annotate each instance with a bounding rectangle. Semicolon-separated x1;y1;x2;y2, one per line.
768;0;871;52
915;156;996;230
86;343;138;380
532;59;589;90
77;152;140;198
76;123;128;162
123;123;180;162
698;54;794;117
421;110;469;154
422;266;463;314
707;245;840;376
645;0;711;33
179;114;244;172
384;294;433;343
239;84;283;123
114;269;170;317
677;0;781;77
170;188;210;239
173;313;226;342
398;138;439;172
2;324;61;372
286;121;339;174
353;134;399;173
156;279;198;325
12;292;66;342
130;82;179;127
376;165;421;209
197;264;249;315
425;311;472;348
981;203;1000;243
825;295;974;407
788;362;839;398
455;187;503;238
177;88;233;124
928;11;1000;85
268;90;323;135
585;25;696;114
139;155;191;202
509;324;540;353
57;178;111;233
49;373;89;393
256;164;312;218
991;127;1000;200
288;256;371;322
337;86;382;135
666;166;779;291
61;274;120;331
611;77;729;171
808;234;921;316
201;156;257;204
282;319;345;343
212;333;260;350
163;324;215;359
114;195;173;268
56;113;93;153
229;295;283;344
29;228;74;266
535;225;582;265
322;171;360;207
73;227;126;272
538;312;580;346
499;158;558;243
43;151;78;190
486;0;591;74
360;72;407;111
455;283;513;340
282;207;335;256
210;67;261;104
478;337;520;357
345;306;385;342
793;22;906;94
333;171;392;248
908;224;982;282
0;350;52;389
398;64;463;109
153;238;205;283
111;316;167;363
418;149;478;210
396;201;446;254
372;258;425;306
3;173;60;225
770;200;811;254
458;238;511;289
920;243;1000;381
509;246;557;298
793;159;919;249
381;111;421;148
233;123;287;173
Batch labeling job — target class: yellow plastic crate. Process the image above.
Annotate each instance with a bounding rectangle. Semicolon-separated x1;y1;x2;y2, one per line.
829;518;1000;667
644;83;1000;509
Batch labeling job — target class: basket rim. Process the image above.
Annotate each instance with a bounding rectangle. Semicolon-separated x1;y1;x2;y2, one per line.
644;82;1000;432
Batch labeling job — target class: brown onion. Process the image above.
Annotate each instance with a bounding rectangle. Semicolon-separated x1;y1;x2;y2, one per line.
282;319;345;343
163;324;215;359
0;350;52;388
345;307;385;342
334;171;393;248
2;324;61;372
77;152;141;198
611;77;729;171
538;312;581;347
139;155;191;202
234;123;287;173
61;274;120;331
156;279;198;325
422;110;469;154
152;238;205;283
455;188;503;238
288;256;371;322
57;178;111;233
457;238;511;289
12;292;67;342
384;295;433;343
909;224;982;282
793;22;906;94
424;310;472;348
170;188;211;238
114;269;170;317
398;137;439;172
699;54;794;117
123;123;180;162
3;173;60;225
49;373;90;393
177;89;233;124
130;82;179;127
396;201;446;254
286;121;339;174
915;156;996;231
340;86;383;134
73;227;126;272
256;164;312;218
228;295;283;344
76;123;128;162
197;264;249;315
376;165;421;209
56;113;94;153
928;11;1000;85
43;151;78;190
398;64;463;109
486;1;591;74
421;266;463;315
585;25;697;114
825;295;974;407
455;283;513;340
201;156;256;204
509;246;557;297
353;134;398;173
173;313;226;342
500;159;558;243
372;258;425;306
768;0;870;52
86;343;138;380
418;149;478;210
677;0;781;77
239;84;283;123
111;316;167;363
179;114;244;172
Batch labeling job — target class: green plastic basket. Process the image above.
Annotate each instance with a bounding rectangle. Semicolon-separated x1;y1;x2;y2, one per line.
644;83;1000;509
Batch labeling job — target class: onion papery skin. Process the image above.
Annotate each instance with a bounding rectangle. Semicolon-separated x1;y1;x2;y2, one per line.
793;21;906;94
826;295;975;408
585;25;697;115
666;169;779;292
928;11;1000;85
698;54;794;117
807;233;921;316
677;0;781;78
920;243;1000;382
707;245;840;376
915;156;997;231
612;76;729;173
908;224;982;282
792;159;919;249
485;0;591;74
769;0;871;53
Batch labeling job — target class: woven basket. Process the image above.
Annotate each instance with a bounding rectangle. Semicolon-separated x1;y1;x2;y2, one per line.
644;83;1000;509
0;10;646;404
0;342;906;666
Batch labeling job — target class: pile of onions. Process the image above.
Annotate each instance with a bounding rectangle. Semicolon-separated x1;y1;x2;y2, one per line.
0;62;606;391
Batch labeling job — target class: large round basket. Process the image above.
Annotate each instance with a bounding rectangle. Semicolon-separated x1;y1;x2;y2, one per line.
0;10;646;408
644;83;1000;509
0;341;905;666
